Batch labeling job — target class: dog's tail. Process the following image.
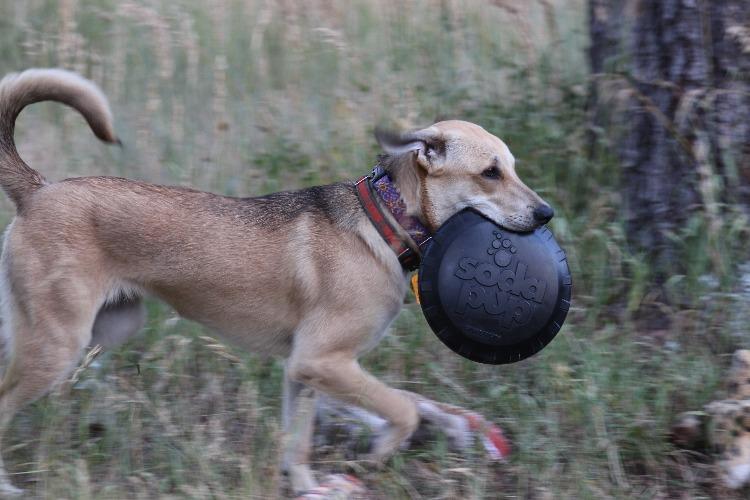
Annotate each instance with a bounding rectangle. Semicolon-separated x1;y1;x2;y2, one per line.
0;68;119;210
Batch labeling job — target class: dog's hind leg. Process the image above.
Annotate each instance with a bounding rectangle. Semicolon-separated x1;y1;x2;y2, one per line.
0;275;102;495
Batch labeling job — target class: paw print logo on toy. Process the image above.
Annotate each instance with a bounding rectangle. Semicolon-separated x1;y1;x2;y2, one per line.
487;231;517;268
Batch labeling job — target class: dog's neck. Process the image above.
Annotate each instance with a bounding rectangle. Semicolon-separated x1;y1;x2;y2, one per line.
371;172;431;249
377;153;436;227
355;159;433;270
384;158;420;216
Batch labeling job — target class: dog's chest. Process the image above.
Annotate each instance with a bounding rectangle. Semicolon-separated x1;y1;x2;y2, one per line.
355;281;407;356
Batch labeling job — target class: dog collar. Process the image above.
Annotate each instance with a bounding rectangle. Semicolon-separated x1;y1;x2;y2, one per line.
355;166;432;271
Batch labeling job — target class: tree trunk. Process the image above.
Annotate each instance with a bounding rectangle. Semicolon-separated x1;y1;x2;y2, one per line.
707;0;750;207
586;0;626;156
589;0;750;280
588;0;626;75
620;0;706;274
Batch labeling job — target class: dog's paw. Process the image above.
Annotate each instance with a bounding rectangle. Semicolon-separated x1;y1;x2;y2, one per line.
294;474;365;499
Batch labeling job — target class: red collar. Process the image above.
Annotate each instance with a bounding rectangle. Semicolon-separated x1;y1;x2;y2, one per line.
355;169;432;271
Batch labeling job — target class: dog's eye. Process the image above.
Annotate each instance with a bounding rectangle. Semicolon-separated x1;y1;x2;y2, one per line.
481;166;501;179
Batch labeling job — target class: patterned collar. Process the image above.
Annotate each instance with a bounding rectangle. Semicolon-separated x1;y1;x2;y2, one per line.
354;167;432;271
371;172;431;247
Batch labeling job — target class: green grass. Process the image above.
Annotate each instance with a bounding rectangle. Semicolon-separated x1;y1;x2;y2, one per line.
1;0;749;498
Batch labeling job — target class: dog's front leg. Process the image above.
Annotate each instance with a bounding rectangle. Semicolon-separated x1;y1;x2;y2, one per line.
281;365;318;493
287;350;419;464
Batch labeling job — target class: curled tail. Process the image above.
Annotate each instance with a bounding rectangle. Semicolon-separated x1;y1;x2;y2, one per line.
0;68;118;211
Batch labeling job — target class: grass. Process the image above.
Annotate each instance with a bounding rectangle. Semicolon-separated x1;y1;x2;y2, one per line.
1;0;749;498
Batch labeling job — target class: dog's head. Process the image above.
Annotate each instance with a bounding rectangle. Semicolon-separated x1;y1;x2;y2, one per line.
376;120;552;232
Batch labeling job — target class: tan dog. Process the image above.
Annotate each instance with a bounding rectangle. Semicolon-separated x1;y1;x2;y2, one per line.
0;68;552;495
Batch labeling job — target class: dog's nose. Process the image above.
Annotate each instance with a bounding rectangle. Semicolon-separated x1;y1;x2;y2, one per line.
532;204;554;224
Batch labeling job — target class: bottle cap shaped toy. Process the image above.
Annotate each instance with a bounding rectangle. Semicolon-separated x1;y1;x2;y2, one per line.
417;209;572;364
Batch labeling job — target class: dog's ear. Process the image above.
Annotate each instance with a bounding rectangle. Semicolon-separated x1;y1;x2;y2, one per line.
375;126;444;173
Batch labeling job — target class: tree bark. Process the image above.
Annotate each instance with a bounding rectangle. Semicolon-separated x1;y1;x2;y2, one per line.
620;0;706;274
586;0;626;156
706;0;750;206
589;0;750;279
588;0;626;75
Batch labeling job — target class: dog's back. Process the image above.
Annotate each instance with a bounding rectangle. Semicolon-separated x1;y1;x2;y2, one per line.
0;70;384;354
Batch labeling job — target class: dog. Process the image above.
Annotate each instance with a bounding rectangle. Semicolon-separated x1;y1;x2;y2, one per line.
0;68;552;495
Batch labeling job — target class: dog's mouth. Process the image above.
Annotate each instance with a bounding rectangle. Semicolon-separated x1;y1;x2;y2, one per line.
469;207;540;233
498;217;540;233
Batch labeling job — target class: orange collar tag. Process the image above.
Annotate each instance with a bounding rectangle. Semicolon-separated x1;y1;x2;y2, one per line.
410;273;420;304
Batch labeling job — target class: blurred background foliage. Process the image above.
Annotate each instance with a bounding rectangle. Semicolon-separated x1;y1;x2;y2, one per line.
0;0;749;498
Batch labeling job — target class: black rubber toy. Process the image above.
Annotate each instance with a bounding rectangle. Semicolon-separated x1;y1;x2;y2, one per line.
418;209;572;364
